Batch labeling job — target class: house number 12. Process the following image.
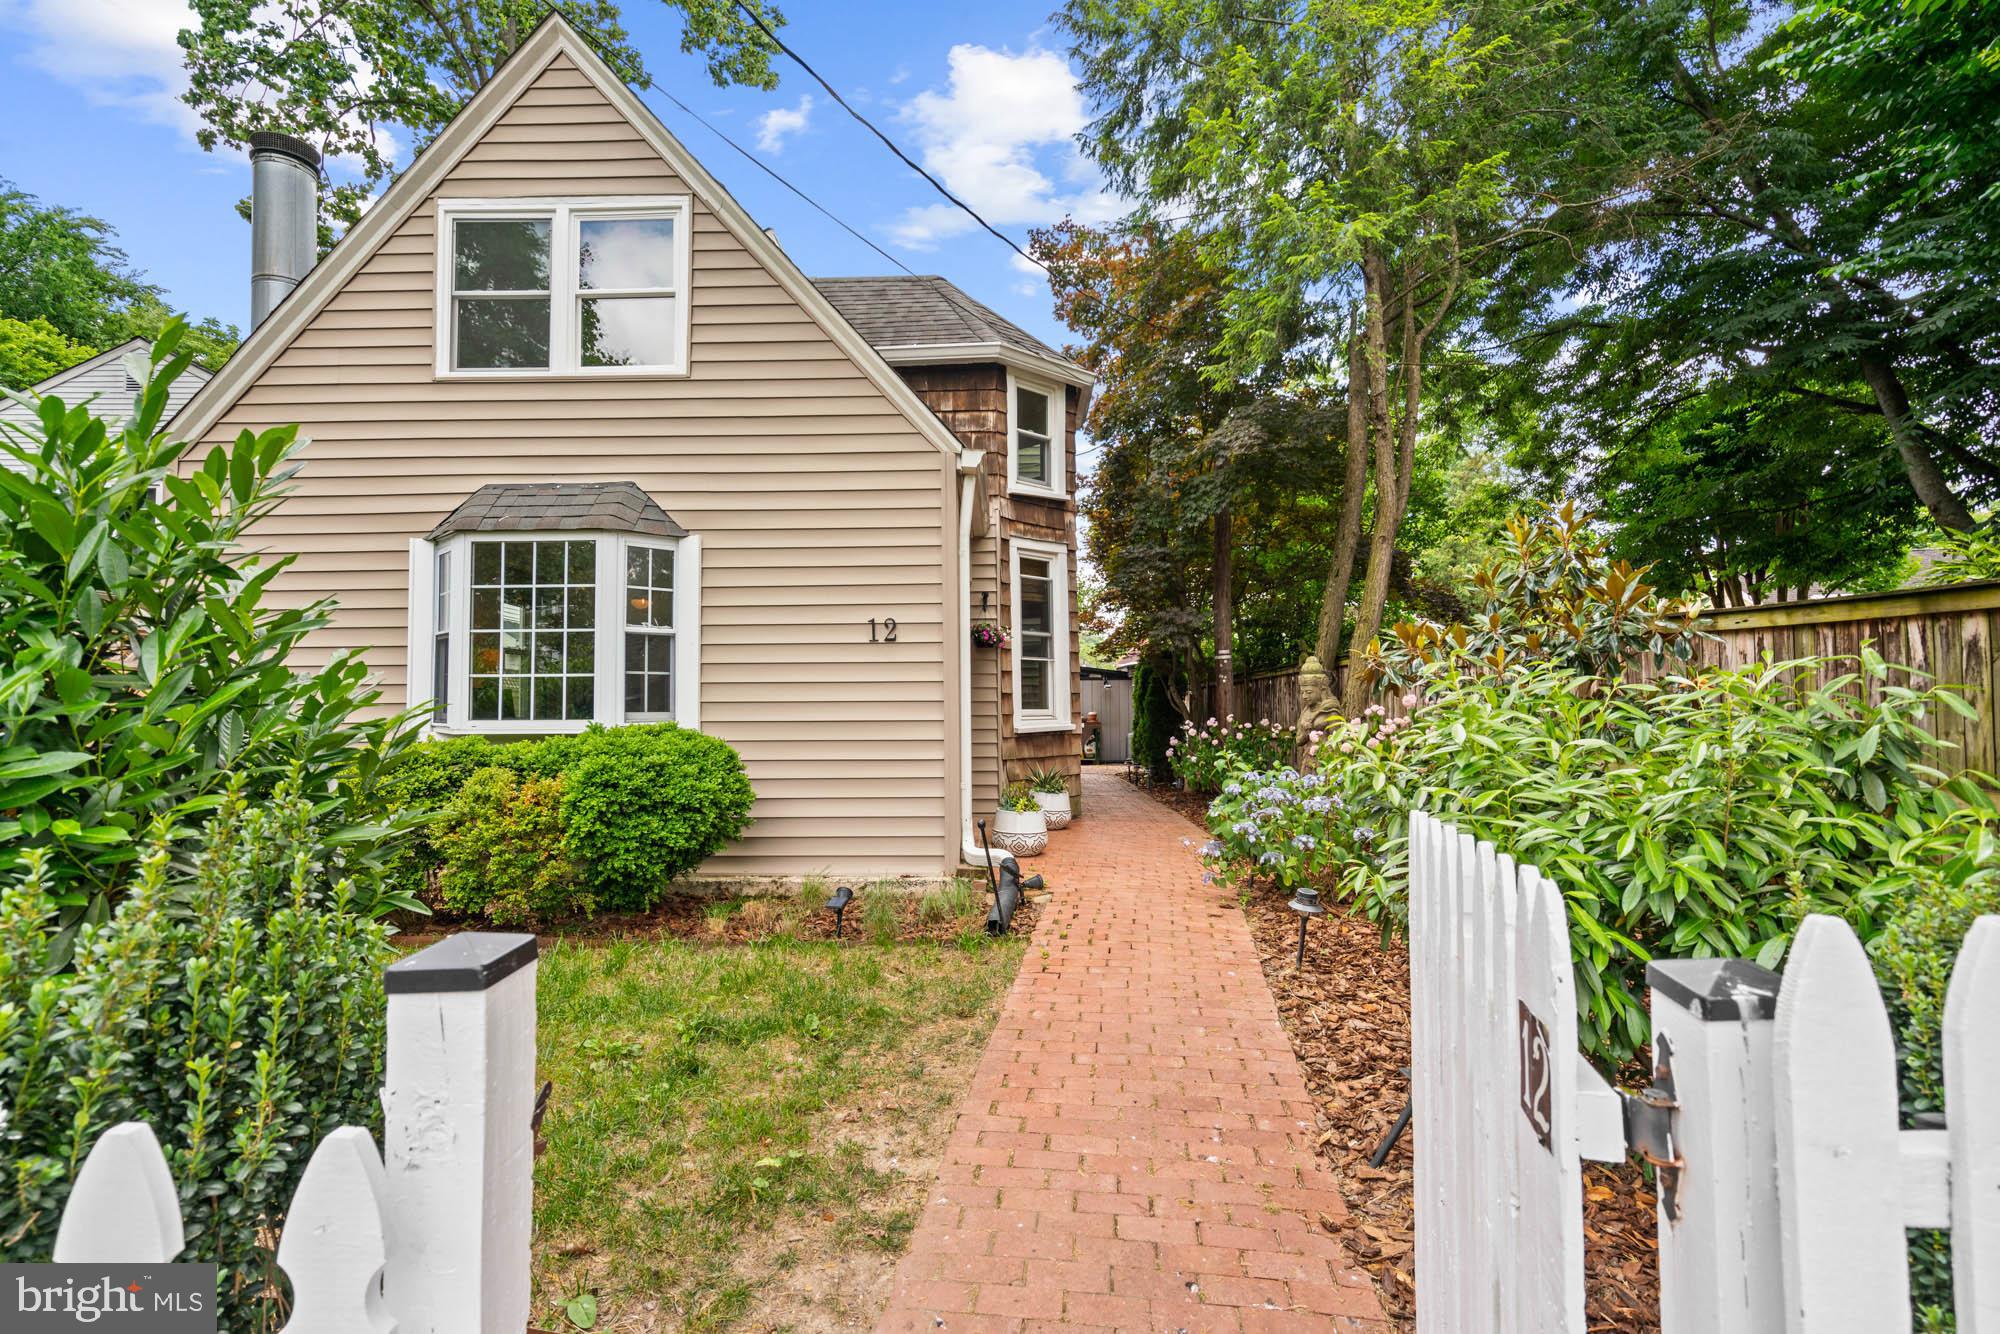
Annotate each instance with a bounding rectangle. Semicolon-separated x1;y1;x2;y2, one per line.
869;617;898;643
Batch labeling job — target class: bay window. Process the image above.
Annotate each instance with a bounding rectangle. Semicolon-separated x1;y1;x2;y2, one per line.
1009;538;1070;731
437;197;691;376
408;484;700;733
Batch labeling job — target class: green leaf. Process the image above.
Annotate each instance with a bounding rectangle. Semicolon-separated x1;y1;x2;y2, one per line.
563;1294;598;1330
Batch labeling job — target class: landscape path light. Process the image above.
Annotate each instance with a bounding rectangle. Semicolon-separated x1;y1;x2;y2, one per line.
1288;885;1324;970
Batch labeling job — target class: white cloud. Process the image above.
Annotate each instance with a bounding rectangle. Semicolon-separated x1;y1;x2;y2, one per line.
889;43;1119;251
755;94;814;154
2;0;394;172
4;0;203;135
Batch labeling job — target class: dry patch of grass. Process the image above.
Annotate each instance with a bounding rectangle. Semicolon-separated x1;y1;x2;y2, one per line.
530;923;1023;1332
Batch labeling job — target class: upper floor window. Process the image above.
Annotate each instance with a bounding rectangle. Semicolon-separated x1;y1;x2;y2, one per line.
436;198;692;377
1008;374;1064;498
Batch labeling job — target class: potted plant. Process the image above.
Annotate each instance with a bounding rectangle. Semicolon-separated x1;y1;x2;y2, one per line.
971;620;1009;649
1026;766;1073;829
992;782;1048;857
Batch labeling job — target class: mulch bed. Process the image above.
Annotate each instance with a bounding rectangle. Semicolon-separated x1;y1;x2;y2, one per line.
396;886;1039;951
1131;778;1661;1332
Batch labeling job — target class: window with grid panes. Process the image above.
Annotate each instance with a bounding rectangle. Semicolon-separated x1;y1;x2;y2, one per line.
468;538;597;722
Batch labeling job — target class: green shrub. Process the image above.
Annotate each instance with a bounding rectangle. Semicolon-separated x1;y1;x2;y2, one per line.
433;767;583;923
373;724;755;918
0;777;389;1333
559;725;756;912
1130;659;1177;781
372;733;576;901
1167;715;1294;793
0;327;417;934
1208;653;1994;1064
1373;501;1705;687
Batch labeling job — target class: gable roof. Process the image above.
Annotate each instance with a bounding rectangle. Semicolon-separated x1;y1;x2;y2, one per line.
813;276;1091;388
6;338;212;400
0;339;213;436
429;481;686;539
170;13;973;461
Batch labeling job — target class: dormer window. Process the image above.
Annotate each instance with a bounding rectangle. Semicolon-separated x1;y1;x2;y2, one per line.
436;198;692;377
1008;373;1064;498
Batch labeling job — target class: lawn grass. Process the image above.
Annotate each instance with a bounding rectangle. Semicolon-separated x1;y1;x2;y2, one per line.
530;915;1023;1332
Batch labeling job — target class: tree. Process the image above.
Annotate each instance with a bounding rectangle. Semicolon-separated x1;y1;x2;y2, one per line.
0;181;238;379
0;182;152;347
180;0;789;228
1034;219;1344;711
1485;0;2000;535
0;317;95;391
1059;0;1581;709
1595;377;1926;605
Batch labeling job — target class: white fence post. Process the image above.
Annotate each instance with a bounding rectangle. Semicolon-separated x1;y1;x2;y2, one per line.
1647;957;1784;1334
1773;915;1909;1333
381;932;539;1334
1946;916;2000;1332
51;1121;184;1263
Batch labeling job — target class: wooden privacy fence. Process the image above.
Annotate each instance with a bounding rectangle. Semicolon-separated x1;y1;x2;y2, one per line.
1204;581;2000;765
1410;810;2000;1333
47;933;540;1334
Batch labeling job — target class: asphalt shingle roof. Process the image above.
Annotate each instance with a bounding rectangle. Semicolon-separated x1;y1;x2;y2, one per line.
812;275;1074;367
428;481;687;540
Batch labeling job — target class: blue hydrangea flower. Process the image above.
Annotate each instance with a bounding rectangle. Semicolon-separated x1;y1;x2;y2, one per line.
1233;820;1258;837
1257;850;1284;866
1292;834;1317;850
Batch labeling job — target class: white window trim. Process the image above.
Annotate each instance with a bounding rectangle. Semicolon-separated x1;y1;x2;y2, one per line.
1009;536;1072;733
1006;369;1066;499
407;528;702;735
433;196;693;379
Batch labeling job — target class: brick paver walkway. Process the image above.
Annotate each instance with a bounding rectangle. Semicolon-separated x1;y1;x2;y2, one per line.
878;768;1390;1333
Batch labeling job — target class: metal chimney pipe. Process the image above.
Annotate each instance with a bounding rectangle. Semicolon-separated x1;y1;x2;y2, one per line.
248;131;322;329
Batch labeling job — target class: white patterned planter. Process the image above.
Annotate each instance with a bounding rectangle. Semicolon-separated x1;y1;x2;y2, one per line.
992;807;1048;858
1033;790;1073;830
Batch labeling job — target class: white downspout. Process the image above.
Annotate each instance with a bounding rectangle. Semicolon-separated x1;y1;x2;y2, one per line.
956;447;990;866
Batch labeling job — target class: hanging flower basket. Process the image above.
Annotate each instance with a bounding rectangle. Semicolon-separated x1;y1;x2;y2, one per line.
971;621;1009;649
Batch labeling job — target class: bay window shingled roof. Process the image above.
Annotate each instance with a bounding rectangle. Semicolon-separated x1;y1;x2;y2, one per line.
428;481;687;539
812;275;1071;365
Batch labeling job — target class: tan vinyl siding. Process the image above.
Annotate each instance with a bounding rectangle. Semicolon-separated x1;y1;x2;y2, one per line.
193;53;956;877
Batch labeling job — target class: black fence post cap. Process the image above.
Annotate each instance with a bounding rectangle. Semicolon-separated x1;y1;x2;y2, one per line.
385;932;538;993
1647;957;1781;1022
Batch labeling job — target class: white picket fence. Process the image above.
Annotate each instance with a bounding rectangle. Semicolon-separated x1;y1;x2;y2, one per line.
45;932;540;1334
1410;810;2000;1334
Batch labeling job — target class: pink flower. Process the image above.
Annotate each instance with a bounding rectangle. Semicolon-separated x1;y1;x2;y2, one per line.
1401;692;1418;708
1308;729;1324;744
1206;717;1218;727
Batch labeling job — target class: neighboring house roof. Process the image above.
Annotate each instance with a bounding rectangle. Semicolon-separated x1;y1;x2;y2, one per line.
429;481;687;540
171;13;974;463
813;276;1092;388
0;338;213;438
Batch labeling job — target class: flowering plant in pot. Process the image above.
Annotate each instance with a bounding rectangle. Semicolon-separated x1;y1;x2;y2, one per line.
971;620;1009;649
992;782;1047;857
1026;766;1073;829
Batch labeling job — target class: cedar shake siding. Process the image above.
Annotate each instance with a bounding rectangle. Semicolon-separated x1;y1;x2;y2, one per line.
898;365;1084;808
186;48;961;878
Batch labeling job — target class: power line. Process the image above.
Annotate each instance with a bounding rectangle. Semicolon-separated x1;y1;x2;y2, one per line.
728;0;1049;272
652;86;915;277
532;0;912;276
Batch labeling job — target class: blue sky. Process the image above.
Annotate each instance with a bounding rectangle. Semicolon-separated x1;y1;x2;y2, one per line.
0;0;1117;353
